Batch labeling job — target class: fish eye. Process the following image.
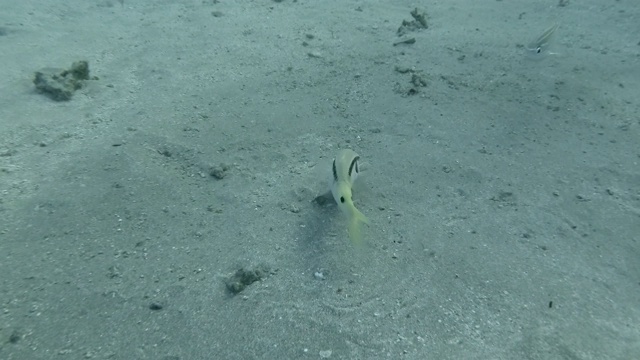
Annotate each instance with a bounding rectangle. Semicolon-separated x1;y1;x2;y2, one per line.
340;196;345;203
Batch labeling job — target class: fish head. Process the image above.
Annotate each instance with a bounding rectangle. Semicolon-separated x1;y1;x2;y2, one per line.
524;23;559;61
332;181;355;215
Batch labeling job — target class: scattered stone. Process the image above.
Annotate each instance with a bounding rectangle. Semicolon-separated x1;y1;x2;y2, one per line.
411;73;428;87
225;264;270;294
209;163;229;179
9;329;21;344
393;65;428;95
491;191;516;204
394;66;415;74
410;8;429;28
149;302;163;310
33;61;93;101
397;8;429;37
393;37;416;46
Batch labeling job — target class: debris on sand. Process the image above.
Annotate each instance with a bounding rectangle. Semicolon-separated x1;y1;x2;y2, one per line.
33;60;93;101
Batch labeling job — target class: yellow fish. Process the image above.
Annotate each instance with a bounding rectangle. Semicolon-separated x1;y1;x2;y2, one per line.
330;149;370;245
525;23;559;60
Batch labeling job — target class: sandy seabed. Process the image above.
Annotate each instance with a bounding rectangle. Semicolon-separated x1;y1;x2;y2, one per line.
1;1;639;359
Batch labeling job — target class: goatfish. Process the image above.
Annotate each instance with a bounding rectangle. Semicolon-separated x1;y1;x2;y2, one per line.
330;149;370;245
524;23;559;60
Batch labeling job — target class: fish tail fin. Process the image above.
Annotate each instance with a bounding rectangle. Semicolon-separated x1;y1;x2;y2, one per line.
348;207;369;246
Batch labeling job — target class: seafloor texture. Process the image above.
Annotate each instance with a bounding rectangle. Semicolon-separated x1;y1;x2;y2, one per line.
1;1;638;359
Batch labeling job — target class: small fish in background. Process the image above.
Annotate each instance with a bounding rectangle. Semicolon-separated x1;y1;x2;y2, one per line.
330;149;370;245
524;23;559;60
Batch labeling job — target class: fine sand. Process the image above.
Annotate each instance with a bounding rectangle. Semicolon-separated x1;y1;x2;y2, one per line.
1;1;639;359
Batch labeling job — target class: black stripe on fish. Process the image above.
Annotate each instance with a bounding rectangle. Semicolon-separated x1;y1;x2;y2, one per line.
332;159;338;182
348;156;359;178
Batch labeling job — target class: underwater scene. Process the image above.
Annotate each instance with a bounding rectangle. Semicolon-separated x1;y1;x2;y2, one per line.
1;0;638;359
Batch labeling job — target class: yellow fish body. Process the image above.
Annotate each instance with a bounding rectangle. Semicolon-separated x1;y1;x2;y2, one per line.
525;23;559;60
330;149;369;245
